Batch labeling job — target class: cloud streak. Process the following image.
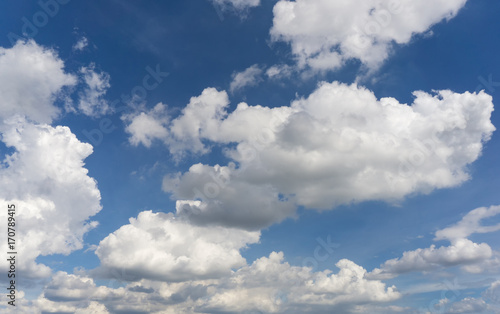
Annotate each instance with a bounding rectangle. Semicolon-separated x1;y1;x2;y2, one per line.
370;205;500;279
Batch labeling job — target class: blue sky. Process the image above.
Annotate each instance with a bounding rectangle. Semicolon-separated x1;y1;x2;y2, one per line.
1;0;500;313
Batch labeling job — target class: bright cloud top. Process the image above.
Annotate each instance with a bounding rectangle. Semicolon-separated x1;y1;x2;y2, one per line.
0;40;112;122
199;252;400;313
0;40;76;123
95;210;260;282
123;103;169;148
0;41;104;280
271;0;468;70
0;118;101;279
126;82;495;228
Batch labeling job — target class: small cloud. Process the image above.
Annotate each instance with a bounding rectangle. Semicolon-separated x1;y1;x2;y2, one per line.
122;103;170;147
77;64;111;117
230;64;263;93
72;36;89;52
84;244;98;253
212;0;260;12
266;64;294;80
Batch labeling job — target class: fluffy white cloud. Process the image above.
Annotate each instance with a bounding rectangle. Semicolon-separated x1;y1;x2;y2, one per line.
0;117;102;279
95;210;260;282
0;40;110;120
150;83;494;228
270;0;468;71
0;40;76;123
43;271;102;302
77;64;111;117
168;87;232;155
212;0;260;12
230;64;264;93
446;297;488;313
15;250;400;313
241;84;493;209
123;103;169;147
199;252;400;313
123;89;231;155
370;205;500;279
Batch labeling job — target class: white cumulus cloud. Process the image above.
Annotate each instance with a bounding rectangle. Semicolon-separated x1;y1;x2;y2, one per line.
13;250;400;313
270;0;468;71
0;40;77;124
168;87;232;156
94;210;260;282
123;103;170;147
148;83;494;228
0;117;101;279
